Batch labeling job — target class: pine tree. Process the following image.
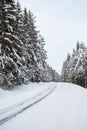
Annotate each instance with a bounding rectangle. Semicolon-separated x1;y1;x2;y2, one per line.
0;0;24;89
27;10;41;82
23;9;44;82
74;43;87;87
76;41;80;51
0;0;59;89
61;42;87;88
16;1;24;42
22;8;35;82
61;53;71;82
38;34;47;67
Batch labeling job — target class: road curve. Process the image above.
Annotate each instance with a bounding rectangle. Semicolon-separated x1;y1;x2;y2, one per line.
0;85;56;126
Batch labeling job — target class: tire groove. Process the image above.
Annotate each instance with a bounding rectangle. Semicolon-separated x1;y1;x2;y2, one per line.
0;86;56;126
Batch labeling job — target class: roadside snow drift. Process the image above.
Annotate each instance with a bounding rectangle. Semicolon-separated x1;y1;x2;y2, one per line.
0;82;87;130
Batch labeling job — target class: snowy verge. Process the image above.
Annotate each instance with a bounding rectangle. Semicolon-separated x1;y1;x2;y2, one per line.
0;82;56;125
1;83;87;130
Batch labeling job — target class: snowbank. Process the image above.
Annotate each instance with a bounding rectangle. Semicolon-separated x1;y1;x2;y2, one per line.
0;82;87;130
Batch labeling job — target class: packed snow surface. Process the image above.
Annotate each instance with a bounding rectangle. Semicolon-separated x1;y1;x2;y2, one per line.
0;82;87;130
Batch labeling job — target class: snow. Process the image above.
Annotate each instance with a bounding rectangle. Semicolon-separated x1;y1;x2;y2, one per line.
0;82;52;109
4;37;12;44
7;14;16;21
4;4;11;9
8;24;13;32
5;33;23;45
0;44;1;53
0;83;87;130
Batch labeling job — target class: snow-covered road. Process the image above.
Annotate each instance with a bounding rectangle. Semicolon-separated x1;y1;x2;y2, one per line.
0;83;87;130
0;83;56;125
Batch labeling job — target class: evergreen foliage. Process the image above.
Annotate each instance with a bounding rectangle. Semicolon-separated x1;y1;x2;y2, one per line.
0;0;59;89
61;42;87;88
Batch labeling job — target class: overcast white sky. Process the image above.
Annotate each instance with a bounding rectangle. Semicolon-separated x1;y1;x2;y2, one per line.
19;0;87;74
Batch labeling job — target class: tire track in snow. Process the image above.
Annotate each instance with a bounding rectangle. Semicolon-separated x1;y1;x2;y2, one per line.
0;86;56;126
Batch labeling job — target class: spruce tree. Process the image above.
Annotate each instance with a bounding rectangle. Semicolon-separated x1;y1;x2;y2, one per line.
0;0;24;89
0;0;59;89
23;9;43;82
61;42;87;88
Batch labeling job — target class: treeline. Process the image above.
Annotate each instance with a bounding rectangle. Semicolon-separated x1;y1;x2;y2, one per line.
0;0;59;89
61;42;87;88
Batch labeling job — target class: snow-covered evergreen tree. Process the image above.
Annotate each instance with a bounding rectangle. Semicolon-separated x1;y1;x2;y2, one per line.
42;64;59;82
16;1;24;42
0;0;25;89
23;9;46;82
61;42;87;88
22;8;37;82
0;0;59;89
61;53;71;82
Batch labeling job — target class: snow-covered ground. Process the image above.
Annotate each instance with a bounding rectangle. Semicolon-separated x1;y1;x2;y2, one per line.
0;82;87;130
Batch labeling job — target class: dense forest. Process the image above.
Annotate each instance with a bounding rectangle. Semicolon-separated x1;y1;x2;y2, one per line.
61;42;87;88
1;0;86;90
0;0;59;89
